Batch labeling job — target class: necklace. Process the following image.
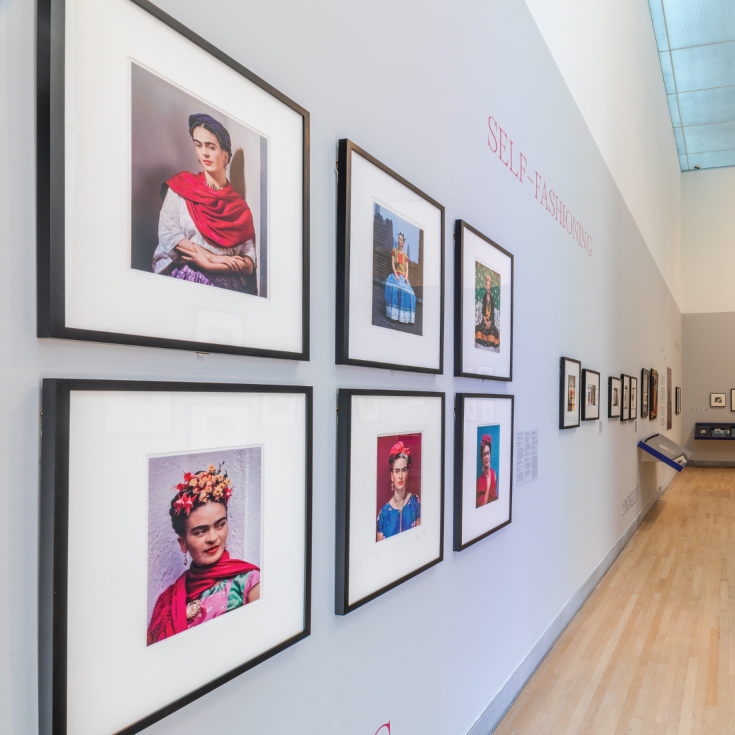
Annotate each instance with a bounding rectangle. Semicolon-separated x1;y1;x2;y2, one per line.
393;492;409;531
205;179;224;191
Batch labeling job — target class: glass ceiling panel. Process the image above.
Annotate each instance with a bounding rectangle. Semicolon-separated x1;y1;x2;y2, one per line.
649;1;735;170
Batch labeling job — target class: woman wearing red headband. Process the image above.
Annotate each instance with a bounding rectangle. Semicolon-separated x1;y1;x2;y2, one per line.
476;434;498;507
147;463;260;645
376;441;421;541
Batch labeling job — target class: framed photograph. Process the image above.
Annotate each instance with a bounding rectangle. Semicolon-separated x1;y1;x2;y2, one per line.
560;357;581;429
621;374;631;421
676;387;682;414
608;376;622;418
711;393;726;407
582;369;600;421
335;139;445;373
453;220;513;381
335;390;445;614
40;380;312;735
666;368;672;429
641;368;650;418
630;376;638;421
37;0;309;360
650;369;659;420
453;393;514;550
731;389;735;411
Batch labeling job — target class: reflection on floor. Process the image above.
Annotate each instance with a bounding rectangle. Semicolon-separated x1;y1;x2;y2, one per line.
495;468;735;735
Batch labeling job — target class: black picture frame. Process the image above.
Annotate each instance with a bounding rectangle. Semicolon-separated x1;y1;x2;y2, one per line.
335;389;445;614
453;392;514;551
40;379;313;735
650;369;659;420
559;357;582;429
641;368;650;418
608;376;622;418
335;139;445;374
621;374;631;421
630;376;638;420
676;386;682;414
37;0;310;361
581;369;601;421
453;220;514;381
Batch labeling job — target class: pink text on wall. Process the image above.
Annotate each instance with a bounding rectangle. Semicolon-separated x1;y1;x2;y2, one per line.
375;724;390;735
487;116;592;258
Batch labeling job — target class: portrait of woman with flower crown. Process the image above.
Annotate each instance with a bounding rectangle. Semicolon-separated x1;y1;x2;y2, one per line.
375;434;422;541
476;425;500;508
147;447;262;645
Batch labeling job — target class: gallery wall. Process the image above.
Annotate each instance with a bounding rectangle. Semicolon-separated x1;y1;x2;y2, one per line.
523;0;683;308
0;1;682;734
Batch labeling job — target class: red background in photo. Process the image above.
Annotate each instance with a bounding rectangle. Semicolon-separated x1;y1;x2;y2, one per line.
375;433;422;518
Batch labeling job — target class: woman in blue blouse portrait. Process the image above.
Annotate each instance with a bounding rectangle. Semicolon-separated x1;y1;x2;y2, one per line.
376;441;421;541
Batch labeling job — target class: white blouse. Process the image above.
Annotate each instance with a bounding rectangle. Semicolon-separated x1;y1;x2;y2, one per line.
152;188;257;276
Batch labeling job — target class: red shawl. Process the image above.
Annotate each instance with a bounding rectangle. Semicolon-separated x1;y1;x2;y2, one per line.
166;171;255;249
147;552;259;645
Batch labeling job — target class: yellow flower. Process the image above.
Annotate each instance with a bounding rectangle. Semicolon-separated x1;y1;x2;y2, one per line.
208;464;216;473
216;474;223;482
224;477;231;486
213;487;223;497
190;478;199;488
199;491;208;502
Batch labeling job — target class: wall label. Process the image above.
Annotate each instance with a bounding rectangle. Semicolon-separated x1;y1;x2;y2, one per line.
487;115;592;257
516;430;538;486
622;485;639;517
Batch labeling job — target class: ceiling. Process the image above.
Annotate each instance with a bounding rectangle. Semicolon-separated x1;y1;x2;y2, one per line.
648;0;735;171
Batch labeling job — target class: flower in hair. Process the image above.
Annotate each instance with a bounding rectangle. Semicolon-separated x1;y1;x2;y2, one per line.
481;434;492;448
172;462;233;516
389;441;411;461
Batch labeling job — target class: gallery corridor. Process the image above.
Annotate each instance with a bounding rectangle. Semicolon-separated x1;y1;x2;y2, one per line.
495;468;735;735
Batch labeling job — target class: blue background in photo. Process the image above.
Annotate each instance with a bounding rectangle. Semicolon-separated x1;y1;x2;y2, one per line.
375;203;421;263
476;424;501;484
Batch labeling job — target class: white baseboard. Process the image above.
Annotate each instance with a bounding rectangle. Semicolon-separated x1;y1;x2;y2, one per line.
467;470;677;735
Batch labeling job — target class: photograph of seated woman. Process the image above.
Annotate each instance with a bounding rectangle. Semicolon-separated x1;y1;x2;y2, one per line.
147;464;260;645
151;113;258;295
475;270;500;352
476;434;498;507
376;441;421;541
384;233;417;324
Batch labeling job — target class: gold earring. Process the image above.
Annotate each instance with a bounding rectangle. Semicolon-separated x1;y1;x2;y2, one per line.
183;549;188;567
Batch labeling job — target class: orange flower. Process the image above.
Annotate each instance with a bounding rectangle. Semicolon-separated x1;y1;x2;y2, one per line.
208;464;216;473
224;477;231;486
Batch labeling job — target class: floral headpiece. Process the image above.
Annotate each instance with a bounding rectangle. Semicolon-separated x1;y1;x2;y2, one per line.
397;232;406;242
389;441;412;468
172;463;233;516
481;434;492;450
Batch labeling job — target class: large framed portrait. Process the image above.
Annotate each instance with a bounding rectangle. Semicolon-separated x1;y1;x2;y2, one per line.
453;393;514;550
560;357;581;429
608;376;622;418
621;374;631;421
650;369;659;420
335;139;445;373
37;0;309;360
630;376;638;421
39;380;312;735
335;390;445;614
641;368;650;418
453;220;513;381
582;369;600;421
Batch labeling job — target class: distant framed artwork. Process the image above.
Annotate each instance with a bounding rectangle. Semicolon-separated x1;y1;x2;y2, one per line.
650;369;659;420
453;393;514;550
37;0;310;360
666;368;672;430
560;357;581;429
582;369;600;421
336;139;445;373
453;220;513;381
711;393;726;407
641;368;650;418
40;380;312;735
621;374;631;421
731;389;735;411
676;387;682;414
335;390;445;614
630;376;638;421
608;376;622;418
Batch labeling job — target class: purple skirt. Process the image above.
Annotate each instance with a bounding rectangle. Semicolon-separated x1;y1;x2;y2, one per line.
168;264;245;293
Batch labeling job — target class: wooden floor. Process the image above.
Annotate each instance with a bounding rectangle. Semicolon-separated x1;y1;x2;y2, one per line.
495;468;735;735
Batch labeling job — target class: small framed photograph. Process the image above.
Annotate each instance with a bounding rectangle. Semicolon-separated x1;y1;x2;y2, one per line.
335;390;445;614
650;369;659;420
560;357;581;429
731;389;735;411
336;140;445;373
453;393;514;550
40;380;312;735
37;0;309;360
608;376;622;418
630;376;638;420
711;393;726;407
641;368;650;418
453;220;513;381
621;374;631;421
582;369;601;421
676;387;682;414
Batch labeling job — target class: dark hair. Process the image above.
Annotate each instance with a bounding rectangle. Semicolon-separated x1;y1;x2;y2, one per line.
388;450;411;470
188;113;232;161
169;495;227;538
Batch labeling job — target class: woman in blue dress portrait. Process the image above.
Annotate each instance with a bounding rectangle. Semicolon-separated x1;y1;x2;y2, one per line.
376;441;421;541
384;233;417;324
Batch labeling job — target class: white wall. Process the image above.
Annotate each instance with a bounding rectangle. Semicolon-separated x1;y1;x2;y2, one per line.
681;167;735;314
524;0;683;309
0;1;682;734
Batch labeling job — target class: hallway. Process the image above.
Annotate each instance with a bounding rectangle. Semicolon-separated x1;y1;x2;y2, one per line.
495;468;735;735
